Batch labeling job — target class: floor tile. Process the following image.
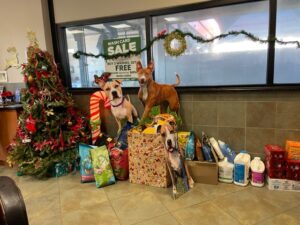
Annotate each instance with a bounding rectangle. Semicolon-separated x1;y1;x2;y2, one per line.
135;213;180;225
62;201;120;225
111;191;168;225
212;186;300;225
104;181;146;200
60;186;108;213
148;184;209;212
256;206;300;225
172;201;241;225
194;182;248;199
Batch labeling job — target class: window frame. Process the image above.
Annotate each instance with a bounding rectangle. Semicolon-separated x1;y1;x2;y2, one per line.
49;0;300;93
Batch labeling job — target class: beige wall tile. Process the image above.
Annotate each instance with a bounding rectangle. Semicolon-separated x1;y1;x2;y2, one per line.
275;129;300;147
179;93;193;101
193;92;218;101
193;102;217;125
276;102;300;129
246;128;275;154
193;125;218;139
218;101;245;127
218;127;245;151
246;102;275;128
180;101;194;126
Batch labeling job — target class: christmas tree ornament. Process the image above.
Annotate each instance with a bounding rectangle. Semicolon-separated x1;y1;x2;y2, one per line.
67;121;73;126
27;75;34;84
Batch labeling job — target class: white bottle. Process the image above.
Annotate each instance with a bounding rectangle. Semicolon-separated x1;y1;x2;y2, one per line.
209;137;224;160
234;150;251;186
218;157;234;183
250;157;265;187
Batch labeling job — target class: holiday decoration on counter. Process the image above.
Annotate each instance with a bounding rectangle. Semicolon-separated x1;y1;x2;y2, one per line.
73;29;300;60
7;32;90;178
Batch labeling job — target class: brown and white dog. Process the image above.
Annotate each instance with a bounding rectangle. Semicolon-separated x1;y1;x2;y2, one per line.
136;61;180;120
95;74;138;132
159;123;194;197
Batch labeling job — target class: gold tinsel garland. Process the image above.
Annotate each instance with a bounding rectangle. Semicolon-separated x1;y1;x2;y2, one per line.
163;31;187;57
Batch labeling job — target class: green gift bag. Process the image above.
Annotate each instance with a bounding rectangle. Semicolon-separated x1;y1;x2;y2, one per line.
90;145;116;188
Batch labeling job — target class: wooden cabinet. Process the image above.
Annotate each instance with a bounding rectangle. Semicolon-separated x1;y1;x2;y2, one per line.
0;108;20;163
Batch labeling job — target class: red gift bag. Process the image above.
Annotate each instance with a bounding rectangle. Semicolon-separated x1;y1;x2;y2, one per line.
109;147;129;180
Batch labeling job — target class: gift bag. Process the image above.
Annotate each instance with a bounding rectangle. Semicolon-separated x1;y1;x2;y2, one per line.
79;143;95;183
90;145;116;188
109;147;129;180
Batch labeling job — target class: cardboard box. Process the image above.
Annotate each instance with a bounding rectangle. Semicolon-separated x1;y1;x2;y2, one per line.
267;176;300;192
128;131;171;188
186;146;218;185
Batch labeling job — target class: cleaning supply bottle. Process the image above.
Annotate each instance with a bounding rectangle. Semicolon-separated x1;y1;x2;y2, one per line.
209;137;224;160
218;157;234;183
250;157;265;187
234;150;251;186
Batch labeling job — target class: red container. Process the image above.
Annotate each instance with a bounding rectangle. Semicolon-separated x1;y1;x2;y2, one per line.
265;157;285;170
264;144;285;160
286;160;300;181
266;167;285;179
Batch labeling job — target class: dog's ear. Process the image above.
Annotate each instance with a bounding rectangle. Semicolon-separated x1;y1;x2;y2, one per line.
156;125;162;134
136;61;143;72
94;74;100;84
115;79;122;85
148;60;154;71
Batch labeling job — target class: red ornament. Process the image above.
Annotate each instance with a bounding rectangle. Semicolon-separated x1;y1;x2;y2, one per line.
157;29;167;37
25;115;37;133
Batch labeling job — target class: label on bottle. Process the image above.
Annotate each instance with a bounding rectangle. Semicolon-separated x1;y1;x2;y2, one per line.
252;171;264;184
234;164;245;183
219;167;232;179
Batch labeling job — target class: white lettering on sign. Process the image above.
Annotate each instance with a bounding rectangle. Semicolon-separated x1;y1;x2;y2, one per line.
107;42;137;56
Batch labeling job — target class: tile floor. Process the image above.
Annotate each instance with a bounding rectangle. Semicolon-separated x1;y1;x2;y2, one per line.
1;165;300;225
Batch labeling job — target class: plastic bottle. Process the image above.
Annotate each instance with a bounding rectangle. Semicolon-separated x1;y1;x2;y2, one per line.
218;157;234;183
250;157;265;187
209;137;224;160
15;88;20;103
218;140;237;164
234;150;251;186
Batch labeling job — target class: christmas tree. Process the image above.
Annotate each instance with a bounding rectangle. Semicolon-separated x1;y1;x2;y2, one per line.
7;32;90;178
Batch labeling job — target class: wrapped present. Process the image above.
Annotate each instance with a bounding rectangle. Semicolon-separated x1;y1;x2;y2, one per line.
79;143;95;183
50;162;71;177
128;131;171;188
109;147;129;180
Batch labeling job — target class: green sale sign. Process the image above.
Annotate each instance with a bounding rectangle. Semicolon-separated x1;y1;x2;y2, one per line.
103;37;141;80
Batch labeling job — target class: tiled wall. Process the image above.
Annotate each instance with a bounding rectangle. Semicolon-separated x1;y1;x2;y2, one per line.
73;90;300;157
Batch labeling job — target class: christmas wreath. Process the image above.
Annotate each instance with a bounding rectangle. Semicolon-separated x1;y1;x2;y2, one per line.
163;31;187;57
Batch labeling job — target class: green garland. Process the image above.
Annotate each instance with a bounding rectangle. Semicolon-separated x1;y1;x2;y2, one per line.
73;29;300;60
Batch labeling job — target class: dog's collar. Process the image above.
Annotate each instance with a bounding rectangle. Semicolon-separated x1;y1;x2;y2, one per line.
110;96;125;107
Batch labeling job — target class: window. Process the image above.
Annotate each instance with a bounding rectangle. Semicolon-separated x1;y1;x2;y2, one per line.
65;18;147;88
152;1;269;86
55;0;300;90
274;0;300;84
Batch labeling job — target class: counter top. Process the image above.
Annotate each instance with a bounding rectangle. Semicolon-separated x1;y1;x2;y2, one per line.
0;103;23;110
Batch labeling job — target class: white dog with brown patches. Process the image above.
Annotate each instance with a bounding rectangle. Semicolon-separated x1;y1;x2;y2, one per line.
159;123;194;197
102;80;138;132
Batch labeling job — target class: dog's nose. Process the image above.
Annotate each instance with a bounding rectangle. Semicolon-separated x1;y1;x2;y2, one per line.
112;91;118;98
167;139;172;147
140;78;145;84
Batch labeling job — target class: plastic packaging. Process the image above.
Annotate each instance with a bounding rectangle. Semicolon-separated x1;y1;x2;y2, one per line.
234;150;251;186
201;132;215;162
250;157;265;187
218;157;234;183
209;137;224;160
218;140;236;164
